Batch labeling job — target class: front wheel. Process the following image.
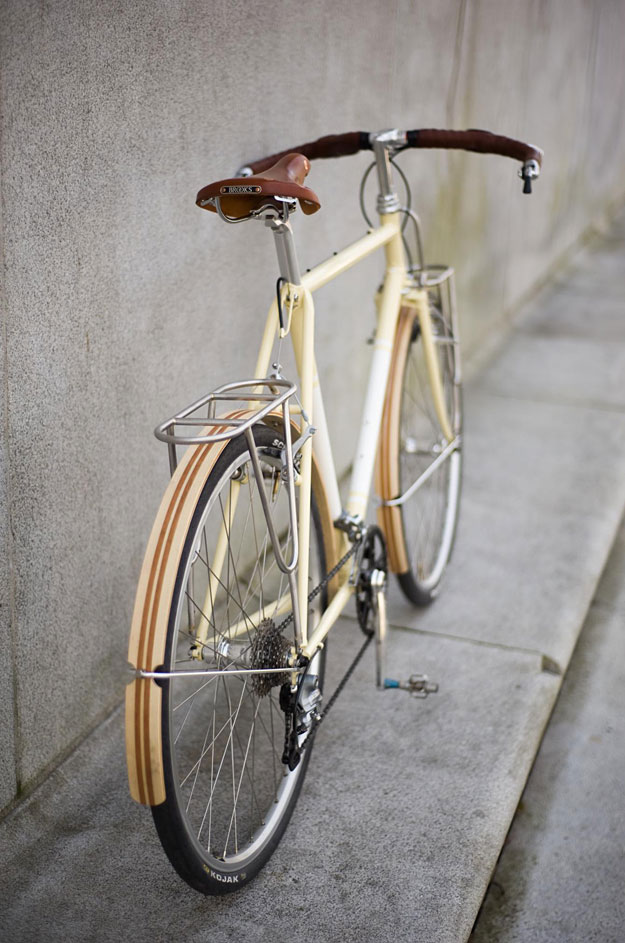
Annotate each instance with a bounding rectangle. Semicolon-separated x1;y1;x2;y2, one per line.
377;303;462;605
152;424;327;893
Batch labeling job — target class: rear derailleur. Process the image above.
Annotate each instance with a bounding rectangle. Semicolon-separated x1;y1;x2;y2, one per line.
280;669;322;771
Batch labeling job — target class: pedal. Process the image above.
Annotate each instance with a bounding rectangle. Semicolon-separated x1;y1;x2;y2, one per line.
383;674;439;698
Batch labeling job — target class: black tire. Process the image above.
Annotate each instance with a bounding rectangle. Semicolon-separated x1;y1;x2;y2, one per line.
152;425;326;893
394;305;463;605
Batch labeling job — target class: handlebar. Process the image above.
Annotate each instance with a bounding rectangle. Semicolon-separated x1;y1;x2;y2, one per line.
242;128;543;193
242;132;371;174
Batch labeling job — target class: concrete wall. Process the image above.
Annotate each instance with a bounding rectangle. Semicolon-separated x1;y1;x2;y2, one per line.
1;0;624;813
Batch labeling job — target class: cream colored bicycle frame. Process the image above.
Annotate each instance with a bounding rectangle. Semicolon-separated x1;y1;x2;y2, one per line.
222;208;454;660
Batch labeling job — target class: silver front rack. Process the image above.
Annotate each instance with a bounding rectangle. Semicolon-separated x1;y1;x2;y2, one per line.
155;376;297;474
408;263;455;288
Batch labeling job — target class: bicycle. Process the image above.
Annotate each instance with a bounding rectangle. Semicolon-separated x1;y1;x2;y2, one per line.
125;127;542;894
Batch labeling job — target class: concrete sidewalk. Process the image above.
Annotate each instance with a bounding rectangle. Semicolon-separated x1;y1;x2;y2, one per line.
1;212;624;943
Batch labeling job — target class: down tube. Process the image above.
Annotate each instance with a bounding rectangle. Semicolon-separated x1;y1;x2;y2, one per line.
346;265;405;520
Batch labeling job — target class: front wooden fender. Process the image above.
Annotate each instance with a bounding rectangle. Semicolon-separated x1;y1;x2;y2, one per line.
375;308;414;574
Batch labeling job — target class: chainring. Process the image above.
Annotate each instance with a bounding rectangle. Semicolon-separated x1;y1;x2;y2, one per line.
355;525;388;636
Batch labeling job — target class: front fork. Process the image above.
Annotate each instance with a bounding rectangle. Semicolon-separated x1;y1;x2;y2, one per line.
397;280;457;444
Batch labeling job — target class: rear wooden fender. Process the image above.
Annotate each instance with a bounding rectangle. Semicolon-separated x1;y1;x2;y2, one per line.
126;411;338;806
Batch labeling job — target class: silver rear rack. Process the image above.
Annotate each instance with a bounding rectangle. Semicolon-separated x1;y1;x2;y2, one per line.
155;376;296;474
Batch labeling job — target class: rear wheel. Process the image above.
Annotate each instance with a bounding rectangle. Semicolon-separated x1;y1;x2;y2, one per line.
152;425;326;893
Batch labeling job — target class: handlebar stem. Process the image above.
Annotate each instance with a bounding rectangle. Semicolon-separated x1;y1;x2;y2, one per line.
371;130;406;215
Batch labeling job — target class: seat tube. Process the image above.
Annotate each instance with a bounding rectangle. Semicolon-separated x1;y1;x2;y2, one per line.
269;218;315;645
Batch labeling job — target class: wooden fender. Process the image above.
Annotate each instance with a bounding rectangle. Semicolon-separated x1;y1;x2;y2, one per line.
126;411;337;806
375;308;414;574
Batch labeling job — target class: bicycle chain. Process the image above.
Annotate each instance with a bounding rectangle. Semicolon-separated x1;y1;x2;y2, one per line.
298;631;373;753
276;541;359;634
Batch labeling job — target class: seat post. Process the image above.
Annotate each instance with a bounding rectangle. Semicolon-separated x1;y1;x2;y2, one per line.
267;215;302;286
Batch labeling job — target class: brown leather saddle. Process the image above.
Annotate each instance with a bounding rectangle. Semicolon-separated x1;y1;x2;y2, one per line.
196;153;321;219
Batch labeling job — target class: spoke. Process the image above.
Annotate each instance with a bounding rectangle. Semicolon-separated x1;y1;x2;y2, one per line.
185;708;216;816
195;677;248;846
178;705;240;789
181;592;219;651
230;477;255;578
240;463;295;625
250;692;285;759
222;697;264;857
218;492;259;643
251;695;257;841
228;691;276;841
225;673;239;853
269;691;279;795
224;469;270;626
246;469;266;617
193;545;256;639
182;585;256;665
172;653;250;714
208;662;218;850
172;685;200;745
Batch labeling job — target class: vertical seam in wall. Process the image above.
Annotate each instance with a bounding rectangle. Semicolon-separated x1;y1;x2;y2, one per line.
0;51;22;800
580;4;600;169
563;2;600;219
389;0;401;115
446;0;468;127
444;0;468;231
499;0;535;323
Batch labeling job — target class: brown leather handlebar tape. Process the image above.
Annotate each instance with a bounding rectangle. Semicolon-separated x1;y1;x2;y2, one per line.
406;128;543;166
246;132;371;175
